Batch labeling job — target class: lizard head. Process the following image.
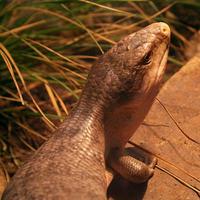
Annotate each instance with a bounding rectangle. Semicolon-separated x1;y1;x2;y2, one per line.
85;22;170;103
109;22;170;96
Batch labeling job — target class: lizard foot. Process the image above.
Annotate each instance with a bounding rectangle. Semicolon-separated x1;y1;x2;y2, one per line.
108;148;157;183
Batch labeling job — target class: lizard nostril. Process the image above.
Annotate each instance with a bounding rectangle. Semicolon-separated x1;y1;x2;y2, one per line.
159;22;170;37
162;28;167;32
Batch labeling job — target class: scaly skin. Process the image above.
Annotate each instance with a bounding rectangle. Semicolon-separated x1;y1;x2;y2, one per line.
2;22;170;200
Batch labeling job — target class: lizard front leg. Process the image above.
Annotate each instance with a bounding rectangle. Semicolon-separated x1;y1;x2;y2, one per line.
108;148;157;183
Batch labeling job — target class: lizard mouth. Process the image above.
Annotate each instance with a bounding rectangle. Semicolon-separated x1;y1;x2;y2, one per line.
155;43;169;83
156;23;170;81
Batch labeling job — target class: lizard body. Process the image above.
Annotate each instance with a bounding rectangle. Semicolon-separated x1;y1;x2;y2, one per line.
2;22;170;200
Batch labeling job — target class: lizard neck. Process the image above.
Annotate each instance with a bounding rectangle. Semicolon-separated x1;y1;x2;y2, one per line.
59;94;106;153
44;95;108;199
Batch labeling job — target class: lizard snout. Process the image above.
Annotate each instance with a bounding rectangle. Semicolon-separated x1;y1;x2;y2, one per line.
159;22;170;37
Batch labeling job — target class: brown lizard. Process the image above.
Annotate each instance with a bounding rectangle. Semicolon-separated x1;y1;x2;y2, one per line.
2;22;170;200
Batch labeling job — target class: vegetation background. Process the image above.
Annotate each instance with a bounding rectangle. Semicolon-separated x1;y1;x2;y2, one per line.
0;0;199;181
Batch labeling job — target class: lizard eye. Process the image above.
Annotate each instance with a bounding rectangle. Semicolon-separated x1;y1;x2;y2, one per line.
142;51;152;65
